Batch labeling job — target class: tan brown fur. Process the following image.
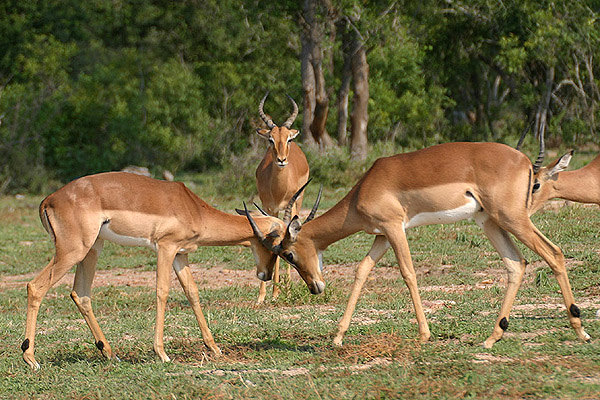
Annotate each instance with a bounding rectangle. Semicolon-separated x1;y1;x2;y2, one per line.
23;172;283;369
271;142;590;348
531;153;600;213
254;96;309;303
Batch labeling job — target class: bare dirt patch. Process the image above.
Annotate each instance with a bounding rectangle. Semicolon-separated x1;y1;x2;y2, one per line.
0;262;404;292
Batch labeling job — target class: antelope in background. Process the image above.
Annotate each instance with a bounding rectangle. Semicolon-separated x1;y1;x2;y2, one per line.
22;172;284;369
254;92;309;302
246;142;591;348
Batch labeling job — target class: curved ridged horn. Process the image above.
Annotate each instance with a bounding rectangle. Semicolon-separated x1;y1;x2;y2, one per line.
283;178;312;225
515;117;534;151
304;184;322;223
282;94;299;129
532;126;545;173
258;92;276;129
243;202;280;254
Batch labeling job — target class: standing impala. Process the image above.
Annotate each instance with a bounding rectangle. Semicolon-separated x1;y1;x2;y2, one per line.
22;172;284;370
254;92;309;302
246;142;591;348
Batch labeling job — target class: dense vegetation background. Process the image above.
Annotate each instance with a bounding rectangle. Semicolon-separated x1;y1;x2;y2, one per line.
1;0;599;193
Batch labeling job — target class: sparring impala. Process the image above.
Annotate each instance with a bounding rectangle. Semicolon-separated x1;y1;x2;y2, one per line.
22;172;285;370
254;92;309;302
246;142;591;348
530;151;600;212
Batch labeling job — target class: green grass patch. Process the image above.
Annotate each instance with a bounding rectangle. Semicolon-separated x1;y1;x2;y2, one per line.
1;184;599;399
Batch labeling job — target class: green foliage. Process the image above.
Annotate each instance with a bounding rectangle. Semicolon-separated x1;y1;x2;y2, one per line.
1;0;599;192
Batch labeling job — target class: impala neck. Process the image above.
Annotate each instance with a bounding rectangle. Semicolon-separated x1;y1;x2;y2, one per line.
301;189;363;251
270;163;292;190
193;205;266;247
554;157;600;204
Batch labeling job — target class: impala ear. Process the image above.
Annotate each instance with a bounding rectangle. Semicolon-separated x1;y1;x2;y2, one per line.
236;209;263;217
548;150;573;177
287;215;302;242
288;129;300;140
256;128;271;138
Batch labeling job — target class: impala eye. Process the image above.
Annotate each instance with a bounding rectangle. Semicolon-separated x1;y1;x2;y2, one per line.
269;137;275;145
532;180;541;193
283;252;295;264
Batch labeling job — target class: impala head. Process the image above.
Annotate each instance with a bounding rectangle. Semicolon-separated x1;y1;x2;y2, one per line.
530;150;573;213
236;206;286;282
244;180;326;294
257;92;300;168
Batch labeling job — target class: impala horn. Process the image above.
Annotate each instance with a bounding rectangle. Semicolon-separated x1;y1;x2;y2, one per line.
282;94;299;129
532;124;546;174
304;184;322;223
243;202;281;254
515;117;535;151
258;92;276;129
283;178;312;225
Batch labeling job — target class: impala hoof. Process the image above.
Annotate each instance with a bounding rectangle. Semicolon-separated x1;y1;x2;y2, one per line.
580;331;591;342
23;354;40;371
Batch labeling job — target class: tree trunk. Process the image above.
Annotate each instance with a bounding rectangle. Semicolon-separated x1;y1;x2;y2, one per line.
301;0;334;148
336;18;352;147
350;39;369;160
301;40;317;146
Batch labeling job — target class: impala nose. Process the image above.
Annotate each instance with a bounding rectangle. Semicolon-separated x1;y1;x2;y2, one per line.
276;157;287;167
257;271;271;281
309;280;326;295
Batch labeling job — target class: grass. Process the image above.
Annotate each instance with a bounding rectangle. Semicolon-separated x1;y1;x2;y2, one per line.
1;164;600;399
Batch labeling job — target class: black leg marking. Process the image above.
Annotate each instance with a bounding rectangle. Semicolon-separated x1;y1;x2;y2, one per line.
569;304;581;318
21;339;30;352
96;340;104;351
499;317;509;331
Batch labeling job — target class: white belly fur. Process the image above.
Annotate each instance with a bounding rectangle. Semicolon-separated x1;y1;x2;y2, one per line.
98;223;157;251
404;195;480;229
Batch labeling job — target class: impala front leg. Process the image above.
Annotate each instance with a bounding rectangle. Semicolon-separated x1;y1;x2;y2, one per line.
334;235;390;346
385;225;431;343
154;246;177;362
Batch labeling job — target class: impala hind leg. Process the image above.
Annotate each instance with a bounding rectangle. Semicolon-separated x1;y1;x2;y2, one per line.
173;254;221;356
505;219;590;343
334;235;390;346
70;239;117;360
475;215;527;348
23;244;93;369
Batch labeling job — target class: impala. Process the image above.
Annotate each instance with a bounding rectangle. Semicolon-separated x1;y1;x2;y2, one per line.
22;172;284;370
254;92;310;302
515;125;599;212
530;151;600;212
246;142;591;348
